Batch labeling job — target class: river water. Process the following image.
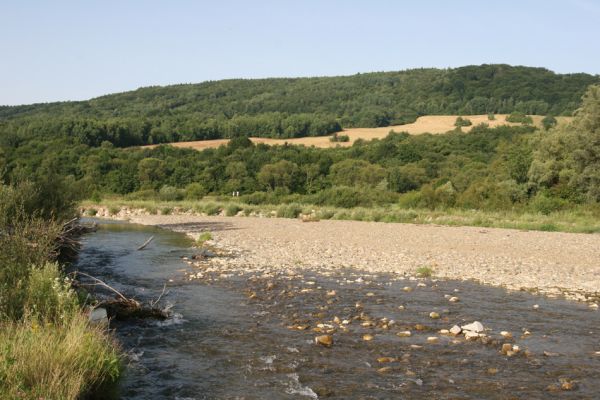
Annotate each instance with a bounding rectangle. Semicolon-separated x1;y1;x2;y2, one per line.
75;219;600;399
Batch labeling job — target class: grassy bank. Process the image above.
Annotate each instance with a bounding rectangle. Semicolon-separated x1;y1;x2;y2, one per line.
1;182;122;399
83;196;600;234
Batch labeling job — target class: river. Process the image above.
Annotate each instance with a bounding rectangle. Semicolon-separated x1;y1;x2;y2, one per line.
75;219;600;399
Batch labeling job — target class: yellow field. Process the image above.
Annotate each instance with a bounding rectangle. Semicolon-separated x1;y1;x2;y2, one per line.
145;114;572;150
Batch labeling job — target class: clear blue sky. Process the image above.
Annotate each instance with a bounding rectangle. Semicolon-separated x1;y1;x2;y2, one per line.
1;0;599;105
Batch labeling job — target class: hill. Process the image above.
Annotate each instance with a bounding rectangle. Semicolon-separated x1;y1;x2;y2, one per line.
0;64;597;147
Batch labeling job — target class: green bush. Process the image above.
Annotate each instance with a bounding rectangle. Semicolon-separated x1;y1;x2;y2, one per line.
541;115;557;130
330;133;350;142
529;193;566;215
160;207;173;215
225;204;242;216
197;232;213;244
185;183;207;200
506;112;533;124
25;263;78;324
125;189;157;200
202;203;221;216
108;206;120;216
158;185;184;201
487;113;496;120
86;208;98;216
276;204;303;218
454;117;472;127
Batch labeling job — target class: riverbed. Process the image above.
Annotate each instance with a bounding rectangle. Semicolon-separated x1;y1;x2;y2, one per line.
75;220;600;399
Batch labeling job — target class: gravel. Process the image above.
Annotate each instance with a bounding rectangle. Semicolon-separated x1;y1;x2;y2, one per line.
118;213;599;299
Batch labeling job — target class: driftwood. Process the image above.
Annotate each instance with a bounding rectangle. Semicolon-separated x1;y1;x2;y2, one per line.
71;271;170;320
137;236;154;250
56;218;97;260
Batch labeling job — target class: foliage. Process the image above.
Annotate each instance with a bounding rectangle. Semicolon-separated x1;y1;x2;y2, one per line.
541;115;558;130
196;232;213;244
330;133;350;142
454;117;472;127
1;64;596;147
506;111;533;124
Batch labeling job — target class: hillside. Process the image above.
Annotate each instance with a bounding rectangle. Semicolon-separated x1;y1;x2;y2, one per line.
0;64;597;147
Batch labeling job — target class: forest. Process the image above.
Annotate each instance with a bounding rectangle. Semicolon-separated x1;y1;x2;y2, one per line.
1;82;599;216
0;64;598;147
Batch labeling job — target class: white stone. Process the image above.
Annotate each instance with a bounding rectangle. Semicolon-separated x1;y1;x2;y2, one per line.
449;325;462;335
461;321;484;333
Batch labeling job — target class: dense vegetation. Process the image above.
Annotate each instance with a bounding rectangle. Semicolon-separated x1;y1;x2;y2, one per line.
1;64;597;147
2;84;599;217
0;178;121;399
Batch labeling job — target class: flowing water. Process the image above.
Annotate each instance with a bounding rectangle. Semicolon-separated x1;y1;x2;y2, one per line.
75;220;600;399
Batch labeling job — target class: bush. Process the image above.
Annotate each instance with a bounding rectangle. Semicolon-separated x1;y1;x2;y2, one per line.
125;189;157;200
242;191;270;205
25;263;79;324
158;185;184;202
330;133;350;142
506;112;533;124
487;113;496;120
197;232;213;244
160;207;173;215
185;183;207;200
541;115;557;130
529;193;566;215
108;206;120;216
454;117;472;127
276;204;303;218
225;204;242;216
85;208;98;216
202;203;221;216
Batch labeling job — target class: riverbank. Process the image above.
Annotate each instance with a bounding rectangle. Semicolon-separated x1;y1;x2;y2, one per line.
88;206;600;302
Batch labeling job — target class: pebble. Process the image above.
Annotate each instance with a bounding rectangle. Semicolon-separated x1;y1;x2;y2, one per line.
449;325;462;335
427;336;439;343
397;331;412;337
429;311;440;319
464;331;479;341
448;296;460;303
500;331;513;339
377;366;392;373
461;321;484;333
362;334;374;341
533;304;540;310
315;335;333;347
403;286;413;293
377;357;396;363
439;329;450;335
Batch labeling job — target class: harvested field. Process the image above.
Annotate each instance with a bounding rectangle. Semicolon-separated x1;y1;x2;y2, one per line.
144;114;572;150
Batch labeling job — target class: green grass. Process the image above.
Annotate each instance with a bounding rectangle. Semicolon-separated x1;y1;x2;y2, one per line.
197;232;213;245
415;266;433;278
81;197;600;234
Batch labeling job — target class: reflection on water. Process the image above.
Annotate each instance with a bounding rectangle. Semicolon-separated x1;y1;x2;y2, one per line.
75;219;600;399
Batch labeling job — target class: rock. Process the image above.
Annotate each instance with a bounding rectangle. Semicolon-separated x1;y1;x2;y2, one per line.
326;290;337;297
439;329;450;335
461;321;484;333
429;312;440;319
543;351;559;357
403;286;413;293
397;331;412;337
89;307;108;326
449;296;460;303
414;324;426;331
377;366;392;373
501;343;513;354
500;331;512;339
449;325;462;335
533;304;539;310
397;305;405;310
377;357;396;363
464;331;479;341
362;334;374;341
487;368;499;375
315;335;333;347
333;316;341;324
427;336;439;343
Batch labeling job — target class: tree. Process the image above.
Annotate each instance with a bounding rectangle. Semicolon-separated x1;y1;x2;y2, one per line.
257;160;300;191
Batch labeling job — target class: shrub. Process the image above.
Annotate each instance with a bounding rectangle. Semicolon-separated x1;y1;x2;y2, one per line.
202;203;221;216
398;191;422;209
160;207;173;215
415;266;433;278
225;204;242;216
108;206;120;216
506;112;533;124
529;193;565;215
541;115;557;130
158;185;184;202
86;208;98;216
487;113;496;120
330;133;350;142
454;117;472;127
185;183;207;200
242;191;270;205
125;189;157;200
276;204;303;218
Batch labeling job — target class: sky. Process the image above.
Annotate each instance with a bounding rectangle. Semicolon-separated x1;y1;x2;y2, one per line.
1;0;600;105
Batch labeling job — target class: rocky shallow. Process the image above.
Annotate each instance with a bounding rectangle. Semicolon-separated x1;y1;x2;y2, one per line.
90;207;600;303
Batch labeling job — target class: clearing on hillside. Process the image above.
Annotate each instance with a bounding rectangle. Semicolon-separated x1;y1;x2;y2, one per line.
145;114;571;151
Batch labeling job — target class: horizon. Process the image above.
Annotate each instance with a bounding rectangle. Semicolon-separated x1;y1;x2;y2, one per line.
2;0;600;106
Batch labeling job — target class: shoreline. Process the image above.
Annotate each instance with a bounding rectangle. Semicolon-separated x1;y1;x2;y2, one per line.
88;208;600;304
